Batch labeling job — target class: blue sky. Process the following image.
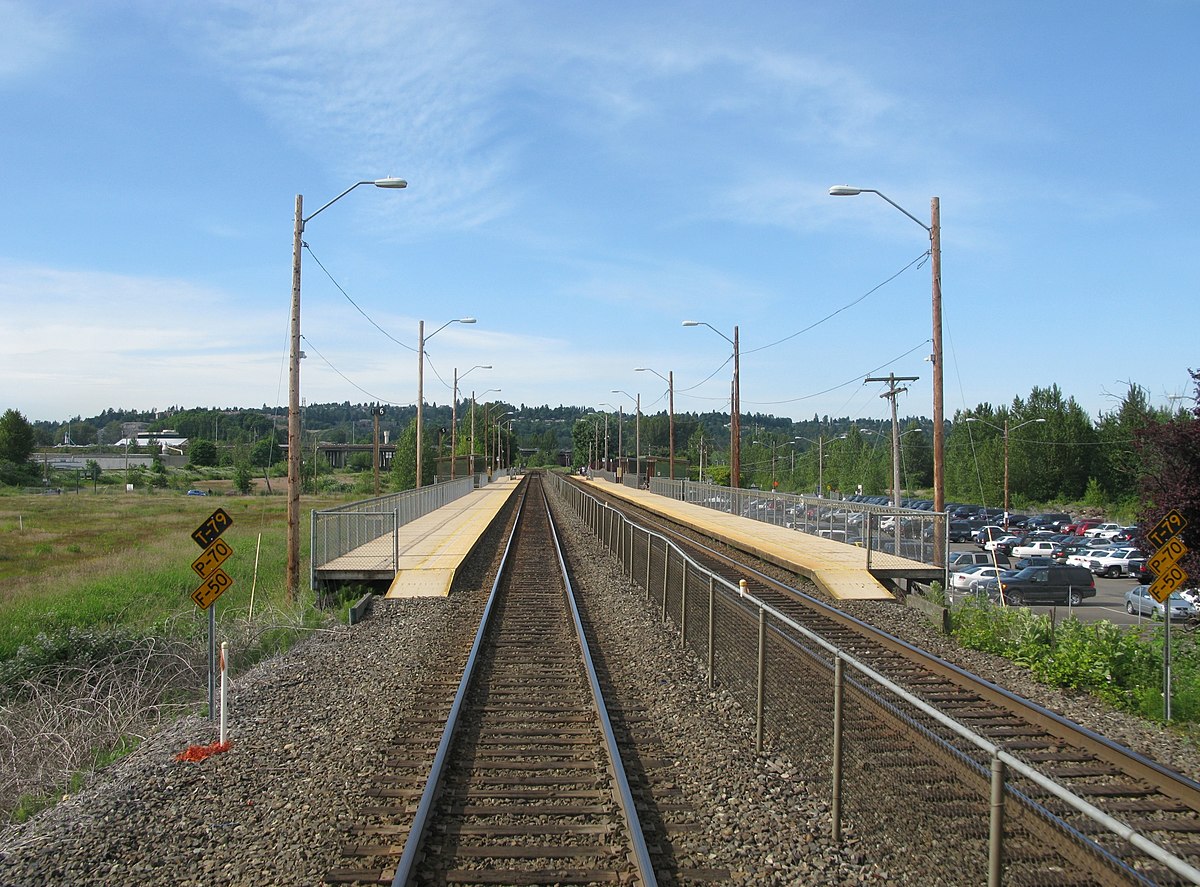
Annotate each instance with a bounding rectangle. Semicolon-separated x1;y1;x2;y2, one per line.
2;0;1197;427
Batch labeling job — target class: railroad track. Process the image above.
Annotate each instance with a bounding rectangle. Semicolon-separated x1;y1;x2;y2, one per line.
573;478;1200;886
328;475;657;886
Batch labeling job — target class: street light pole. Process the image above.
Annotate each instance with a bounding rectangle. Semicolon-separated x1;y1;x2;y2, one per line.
416;317;476;489
635;367;675;479
966;416;1045;525
829;187;943;530
287;177;406;599
683;321;739;487
611;390;641;484
451;365;490;480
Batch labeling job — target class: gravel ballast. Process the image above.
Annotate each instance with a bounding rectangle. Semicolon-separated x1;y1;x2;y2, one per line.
1;482;1196;885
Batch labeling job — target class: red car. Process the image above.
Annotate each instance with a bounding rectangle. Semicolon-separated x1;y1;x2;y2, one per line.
1063;518;1103;536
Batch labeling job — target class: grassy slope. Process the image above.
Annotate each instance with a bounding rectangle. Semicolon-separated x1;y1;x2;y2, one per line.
0;487;349;660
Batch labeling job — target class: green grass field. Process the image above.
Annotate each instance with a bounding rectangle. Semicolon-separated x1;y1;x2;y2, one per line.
0;485;359;822
0;487;351;664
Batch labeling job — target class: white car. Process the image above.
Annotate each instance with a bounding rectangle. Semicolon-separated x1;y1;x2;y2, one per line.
984;534;1021;553
1011;539;1057;559
949;565;1009;594
1084;522;1125;540
1066;544;1112;568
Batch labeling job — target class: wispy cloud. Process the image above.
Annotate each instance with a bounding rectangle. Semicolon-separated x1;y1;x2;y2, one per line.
0;1;70;82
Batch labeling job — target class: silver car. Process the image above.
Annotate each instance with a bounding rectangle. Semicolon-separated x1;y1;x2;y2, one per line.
1124;586;1198;620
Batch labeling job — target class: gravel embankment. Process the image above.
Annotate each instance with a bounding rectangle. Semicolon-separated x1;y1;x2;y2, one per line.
1;484;1196;886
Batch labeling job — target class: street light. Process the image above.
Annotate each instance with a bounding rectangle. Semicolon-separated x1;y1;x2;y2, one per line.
795;434;847;498
287;176;406;599
829;186;943;522
634;367;675;479
611;389;640;484
452;365;490;479
491;409;513;472
753;438;792;489
416;317;476;488
600;403;621;471
470;389;501;477
965;416;1046;524
683;320;740;488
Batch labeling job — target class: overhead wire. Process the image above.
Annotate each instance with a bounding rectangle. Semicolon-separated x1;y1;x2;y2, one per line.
304;243;417;353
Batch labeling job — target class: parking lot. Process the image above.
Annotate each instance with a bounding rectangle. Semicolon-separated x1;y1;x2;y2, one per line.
945;543;1184;628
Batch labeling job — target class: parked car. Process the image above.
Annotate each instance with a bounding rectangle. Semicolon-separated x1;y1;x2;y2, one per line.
1012;555;1056;571
950;565;1015;595
1086;548;1146;578
1011;539;1058;559
1027;512;1072;531
1066;543;1116;568
1111;526;1140;543
1085;522;1125;540
986;534;1023;555
979;564;1097;607
948;521;976;543
1124;586;1198;621
949;550;1009;572
1051;541;1092;563
186;489;208;496
974;525;1006;547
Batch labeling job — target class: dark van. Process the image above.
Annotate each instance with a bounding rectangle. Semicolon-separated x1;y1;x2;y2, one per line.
986;564;1096;607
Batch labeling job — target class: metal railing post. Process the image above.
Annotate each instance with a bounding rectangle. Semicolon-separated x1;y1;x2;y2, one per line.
680;568;688;648
707;575;715;689
644;529;652;596
989;754;1006;887
832;655;844;843
756;604;766;754
662;546;670;622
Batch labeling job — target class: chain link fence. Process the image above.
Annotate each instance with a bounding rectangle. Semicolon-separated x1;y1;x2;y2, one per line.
310;477;476;585
651;477;944;571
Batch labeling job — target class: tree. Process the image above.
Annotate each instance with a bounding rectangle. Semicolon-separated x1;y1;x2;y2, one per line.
233;461;254;494
188;439;218;468
389;421;433;490
1094;382;1159;502
249;439;276;469
0;409;35;464
1134;371;1200;581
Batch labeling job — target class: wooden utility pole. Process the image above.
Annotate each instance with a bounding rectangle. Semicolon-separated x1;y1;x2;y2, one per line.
866;373;918;506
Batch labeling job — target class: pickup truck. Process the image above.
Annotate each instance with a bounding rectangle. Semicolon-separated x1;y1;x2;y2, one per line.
1084;522;1125;540
1086;548;1146;578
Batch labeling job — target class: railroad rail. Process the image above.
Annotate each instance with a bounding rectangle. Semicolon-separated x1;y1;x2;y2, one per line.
328;474;657;886
558;474;1200;886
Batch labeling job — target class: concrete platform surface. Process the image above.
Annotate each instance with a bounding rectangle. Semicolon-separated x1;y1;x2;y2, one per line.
574;478;901;601
382;477;522;598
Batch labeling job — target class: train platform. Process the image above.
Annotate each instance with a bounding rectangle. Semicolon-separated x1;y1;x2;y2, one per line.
314;477;522;599
383;476;522;598
574;478;941;601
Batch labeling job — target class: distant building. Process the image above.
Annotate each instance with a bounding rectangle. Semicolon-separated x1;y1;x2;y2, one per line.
114;429;189;455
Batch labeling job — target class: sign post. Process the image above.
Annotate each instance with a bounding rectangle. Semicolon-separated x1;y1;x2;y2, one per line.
191;508;234;721
1145;508;1188;721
